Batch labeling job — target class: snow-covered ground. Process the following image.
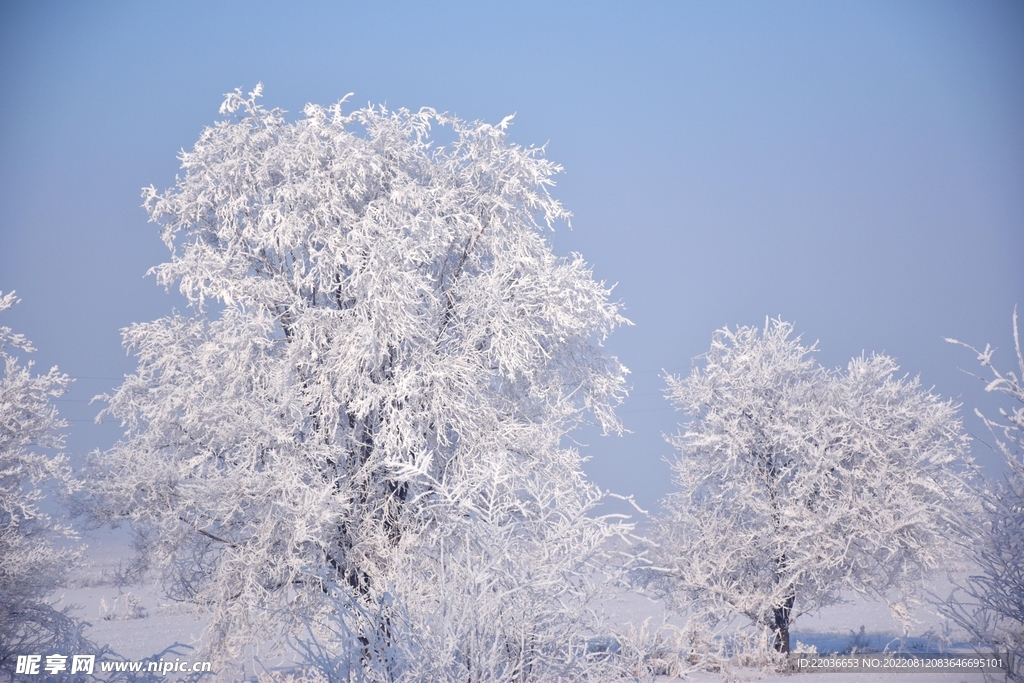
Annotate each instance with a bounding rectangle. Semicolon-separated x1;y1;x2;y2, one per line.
47;527;1011;682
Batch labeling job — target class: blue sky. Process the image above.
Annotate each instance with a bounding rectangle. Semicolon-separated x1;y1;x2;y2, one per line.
1;1;1021;511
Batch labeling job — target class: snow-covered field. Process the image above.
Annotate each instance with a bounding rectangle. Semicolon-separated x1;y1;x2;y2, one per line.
45;527;1010;682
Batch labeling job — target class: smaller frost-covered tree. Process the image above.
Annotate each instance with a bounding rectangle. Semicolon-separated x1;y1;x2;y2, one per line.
648;319;974;655
942;309;1024;678
0;292;83;671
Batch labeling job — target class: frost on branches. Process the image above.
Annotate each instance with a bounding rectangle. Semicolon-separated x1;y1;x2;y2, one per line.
942;309;1024;678
647;319;974;655
86;86;631;679
0;292;83;671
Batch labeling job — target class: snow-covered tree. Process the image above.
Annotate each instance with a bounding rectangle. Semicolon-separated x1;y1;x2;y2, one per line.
647;319;974;654
942;309;1024;679
86;85;631;679
0;292;83;671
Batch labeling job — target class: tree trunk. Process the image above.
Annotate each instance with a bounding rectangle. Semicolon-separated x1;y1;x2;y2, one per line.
771;591;795;653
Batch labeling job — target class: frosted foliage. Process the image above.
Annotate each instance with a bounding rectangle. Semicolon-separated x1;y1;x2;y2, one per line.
0;292;82;669
943;309;1024;678
300;457;627;682
88;86;630;677
649;320;973;654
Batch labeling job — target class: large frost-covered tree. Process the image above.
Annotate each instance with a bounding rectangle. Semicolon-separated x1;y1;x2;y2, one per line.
648;320;974;654
87;86;630;679
942;309;1024;679
0;292;83;671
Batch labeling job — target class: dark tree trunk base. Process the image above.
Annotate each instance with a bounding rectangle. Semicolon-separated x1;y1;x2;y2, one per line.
772;593;795;653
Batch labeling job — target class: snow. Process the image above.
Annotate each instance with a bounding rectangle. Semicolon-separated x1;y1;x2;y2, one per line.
48;527;1011;681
